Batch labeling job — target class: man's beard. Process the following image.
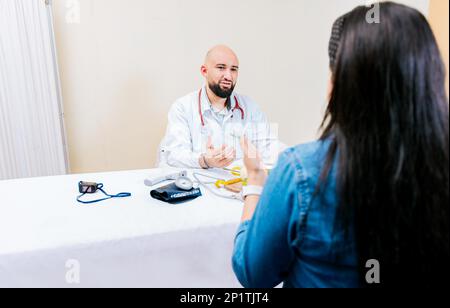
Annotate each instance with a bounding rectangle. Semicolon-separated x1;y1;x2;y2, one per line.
208;81;235;99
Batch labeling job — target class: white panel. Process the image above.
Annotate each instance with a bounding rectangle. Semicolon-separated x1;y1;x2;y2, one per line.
0;0;68;180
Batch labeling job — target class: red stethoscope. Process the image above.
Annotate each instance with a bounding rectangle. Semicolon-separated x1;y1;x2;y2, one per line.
198;88;245;126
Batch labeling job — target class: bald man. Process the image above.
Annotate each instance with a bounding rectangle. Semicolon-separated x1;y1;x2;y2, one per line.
159;45;273;169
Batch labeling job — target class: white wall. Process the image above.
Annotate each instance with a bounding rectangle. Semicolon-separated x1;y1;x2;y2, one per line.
429;0;449;96
52;0;430;173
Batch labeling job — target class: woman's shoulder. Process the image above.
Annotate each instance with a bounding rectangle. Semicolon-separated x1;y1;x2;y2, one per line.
283;139;331;165
279;139;332;182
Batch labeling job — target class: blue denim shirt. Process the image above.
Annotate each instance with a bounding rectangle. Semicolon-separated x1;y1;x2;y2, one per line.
232;140;360;288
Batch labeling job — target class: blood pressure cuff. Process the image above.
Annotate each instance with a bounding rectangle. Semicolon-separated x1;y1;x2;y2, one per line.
150;183;202;204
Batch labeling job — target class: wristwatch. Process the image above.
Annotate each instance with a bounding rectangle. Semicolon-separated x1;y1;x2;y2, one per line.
242;185;263;199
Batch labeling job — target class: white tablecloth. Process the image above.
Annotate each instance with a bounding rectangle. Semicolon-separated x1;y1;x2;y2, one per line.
0;168;244;287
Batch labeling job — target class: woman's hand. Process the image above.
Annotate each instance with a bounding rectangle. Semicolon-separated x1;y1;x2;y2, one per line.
240;136;267;186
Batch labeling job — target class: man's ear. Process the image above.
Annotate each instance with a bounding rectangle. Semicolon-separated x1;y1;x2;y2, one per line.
200;65;207;77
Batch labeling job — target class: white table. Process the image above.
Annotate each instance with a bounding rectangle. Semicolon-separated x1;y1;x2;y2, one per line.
0;168;244;287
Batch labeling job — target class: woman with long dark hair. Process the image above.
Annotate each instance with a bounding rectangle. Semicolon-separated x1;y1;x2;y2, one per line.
232;2;449;287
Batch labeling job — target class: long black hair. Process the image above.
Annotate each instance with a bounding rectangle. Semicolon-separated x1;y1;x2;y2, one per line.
321;2;449;287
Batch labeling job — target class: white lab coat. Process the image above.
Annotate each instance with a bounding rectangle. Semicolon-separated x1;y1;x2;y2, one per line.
159;86;279;168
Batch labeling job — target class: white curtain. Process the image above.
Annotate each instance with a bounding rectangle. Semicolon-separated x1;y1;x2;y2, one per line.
0;0;68;180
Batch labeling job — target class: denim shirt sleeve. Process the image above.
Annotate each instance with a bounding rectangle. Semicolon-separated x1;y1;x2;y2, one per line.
232;149;299;288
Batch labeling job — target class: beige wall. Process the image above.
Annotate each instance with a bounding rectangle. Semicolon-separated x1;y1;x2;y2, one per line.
429;0;449;96
53;0;430;174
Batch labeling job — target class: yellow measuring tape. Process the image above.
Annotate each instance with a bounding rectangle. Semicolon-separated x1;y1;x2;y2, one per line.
215;166;247;188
